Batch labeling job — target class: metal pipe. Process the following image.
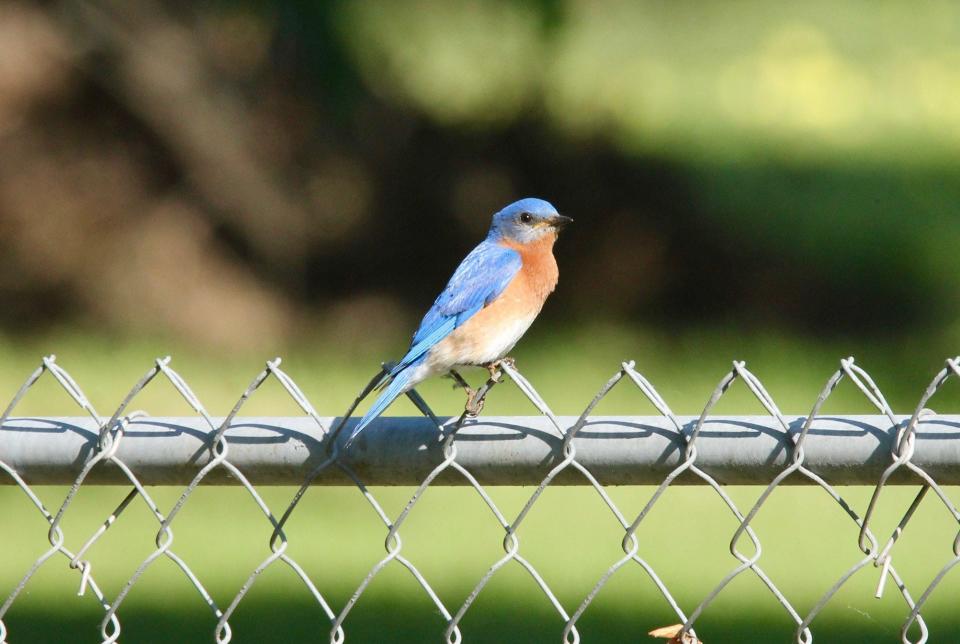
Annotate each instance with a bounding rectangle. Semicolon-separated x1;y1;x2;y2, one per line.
1;415;958;486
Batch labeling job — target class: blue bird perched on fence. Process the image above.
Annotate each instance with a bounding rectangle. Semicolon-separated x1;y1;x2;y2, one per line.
344;198;572;448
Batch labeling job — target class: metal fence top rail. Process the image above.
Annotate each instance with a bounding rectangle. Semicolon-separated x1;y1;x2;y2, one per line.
3;414;959;486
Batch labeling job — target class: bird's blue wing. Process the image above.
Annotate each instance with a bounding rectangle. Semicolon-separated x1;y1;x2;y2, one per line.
345;242;521;448
389;241;522;376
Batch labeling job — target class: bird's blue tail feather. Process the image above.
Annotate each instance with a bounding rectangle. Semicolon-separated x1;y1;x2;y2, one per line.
345;368;415;447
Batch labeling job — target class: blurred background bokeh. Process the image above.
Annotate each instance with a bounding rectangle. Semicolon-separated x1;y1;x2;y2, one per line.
5;0;960;351
2;1;960;642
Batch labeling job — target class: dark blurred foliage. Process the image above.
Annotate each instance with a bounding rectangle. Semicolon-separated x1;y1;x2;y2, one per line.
1;0;958;349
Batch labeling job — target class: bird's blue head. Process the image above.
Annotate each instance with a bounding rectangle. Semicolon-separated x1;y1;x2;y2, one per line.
487;198;572;245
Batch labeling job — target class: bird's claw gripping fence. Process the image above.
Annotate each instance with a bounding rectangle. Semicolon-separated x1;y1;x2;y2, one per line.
1;355;960;643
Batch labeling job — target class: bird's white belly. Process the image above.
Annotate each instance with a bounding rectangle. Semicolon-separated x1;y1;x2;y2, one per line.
470;310;538;363
427;309;538;372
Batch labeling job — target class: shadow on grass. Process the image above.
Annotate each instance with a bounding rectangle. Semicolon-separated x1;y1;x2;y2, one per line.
5;595;958;643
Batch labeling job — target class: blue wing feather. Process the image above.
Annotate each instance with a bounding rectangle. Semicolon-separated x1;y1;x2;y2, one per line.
345;241;521;447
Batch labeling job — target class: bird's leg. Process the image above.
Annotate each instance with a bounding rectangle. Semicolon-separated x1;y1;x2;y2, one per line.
485;357;515;381
448;369;472;392
465;388;484;417
449;369;484;417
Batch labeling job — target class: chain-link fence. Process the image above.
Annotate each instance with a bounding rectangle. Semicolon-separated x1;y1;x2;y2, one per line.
1;355;959;643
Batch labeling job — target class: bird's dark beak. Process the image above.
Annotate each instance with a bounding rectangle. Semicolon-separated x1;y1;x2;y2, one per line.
548;214;573;231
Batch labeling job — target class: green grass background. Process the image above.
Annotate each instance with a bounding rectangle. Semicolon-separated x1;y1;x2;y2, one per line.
1;328;959;643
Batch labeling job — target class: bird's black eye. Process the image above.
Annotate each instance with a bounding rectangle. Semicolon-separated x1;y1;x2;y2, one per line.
519;212;533;224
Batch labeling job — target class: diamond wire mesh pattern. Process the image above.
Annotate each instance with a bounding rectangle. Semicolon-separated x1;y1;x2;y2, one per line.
0;355;959;643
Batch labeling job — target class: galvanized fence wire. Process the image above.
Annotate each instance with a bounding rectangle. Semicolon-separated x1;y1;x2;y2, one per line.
0;355;959;643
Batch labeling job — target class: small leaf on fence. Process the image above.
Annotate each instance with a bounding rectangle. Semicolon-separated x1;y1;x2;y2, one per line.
648;623;703;643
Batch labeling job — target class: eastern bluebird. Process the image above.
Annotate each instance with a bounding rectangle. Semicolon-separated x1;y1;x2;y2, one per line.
345;198;571;447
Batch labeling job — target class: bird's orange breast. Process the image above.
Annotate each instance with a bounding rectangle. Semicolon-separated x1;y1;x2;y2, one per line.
500;233;560;306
